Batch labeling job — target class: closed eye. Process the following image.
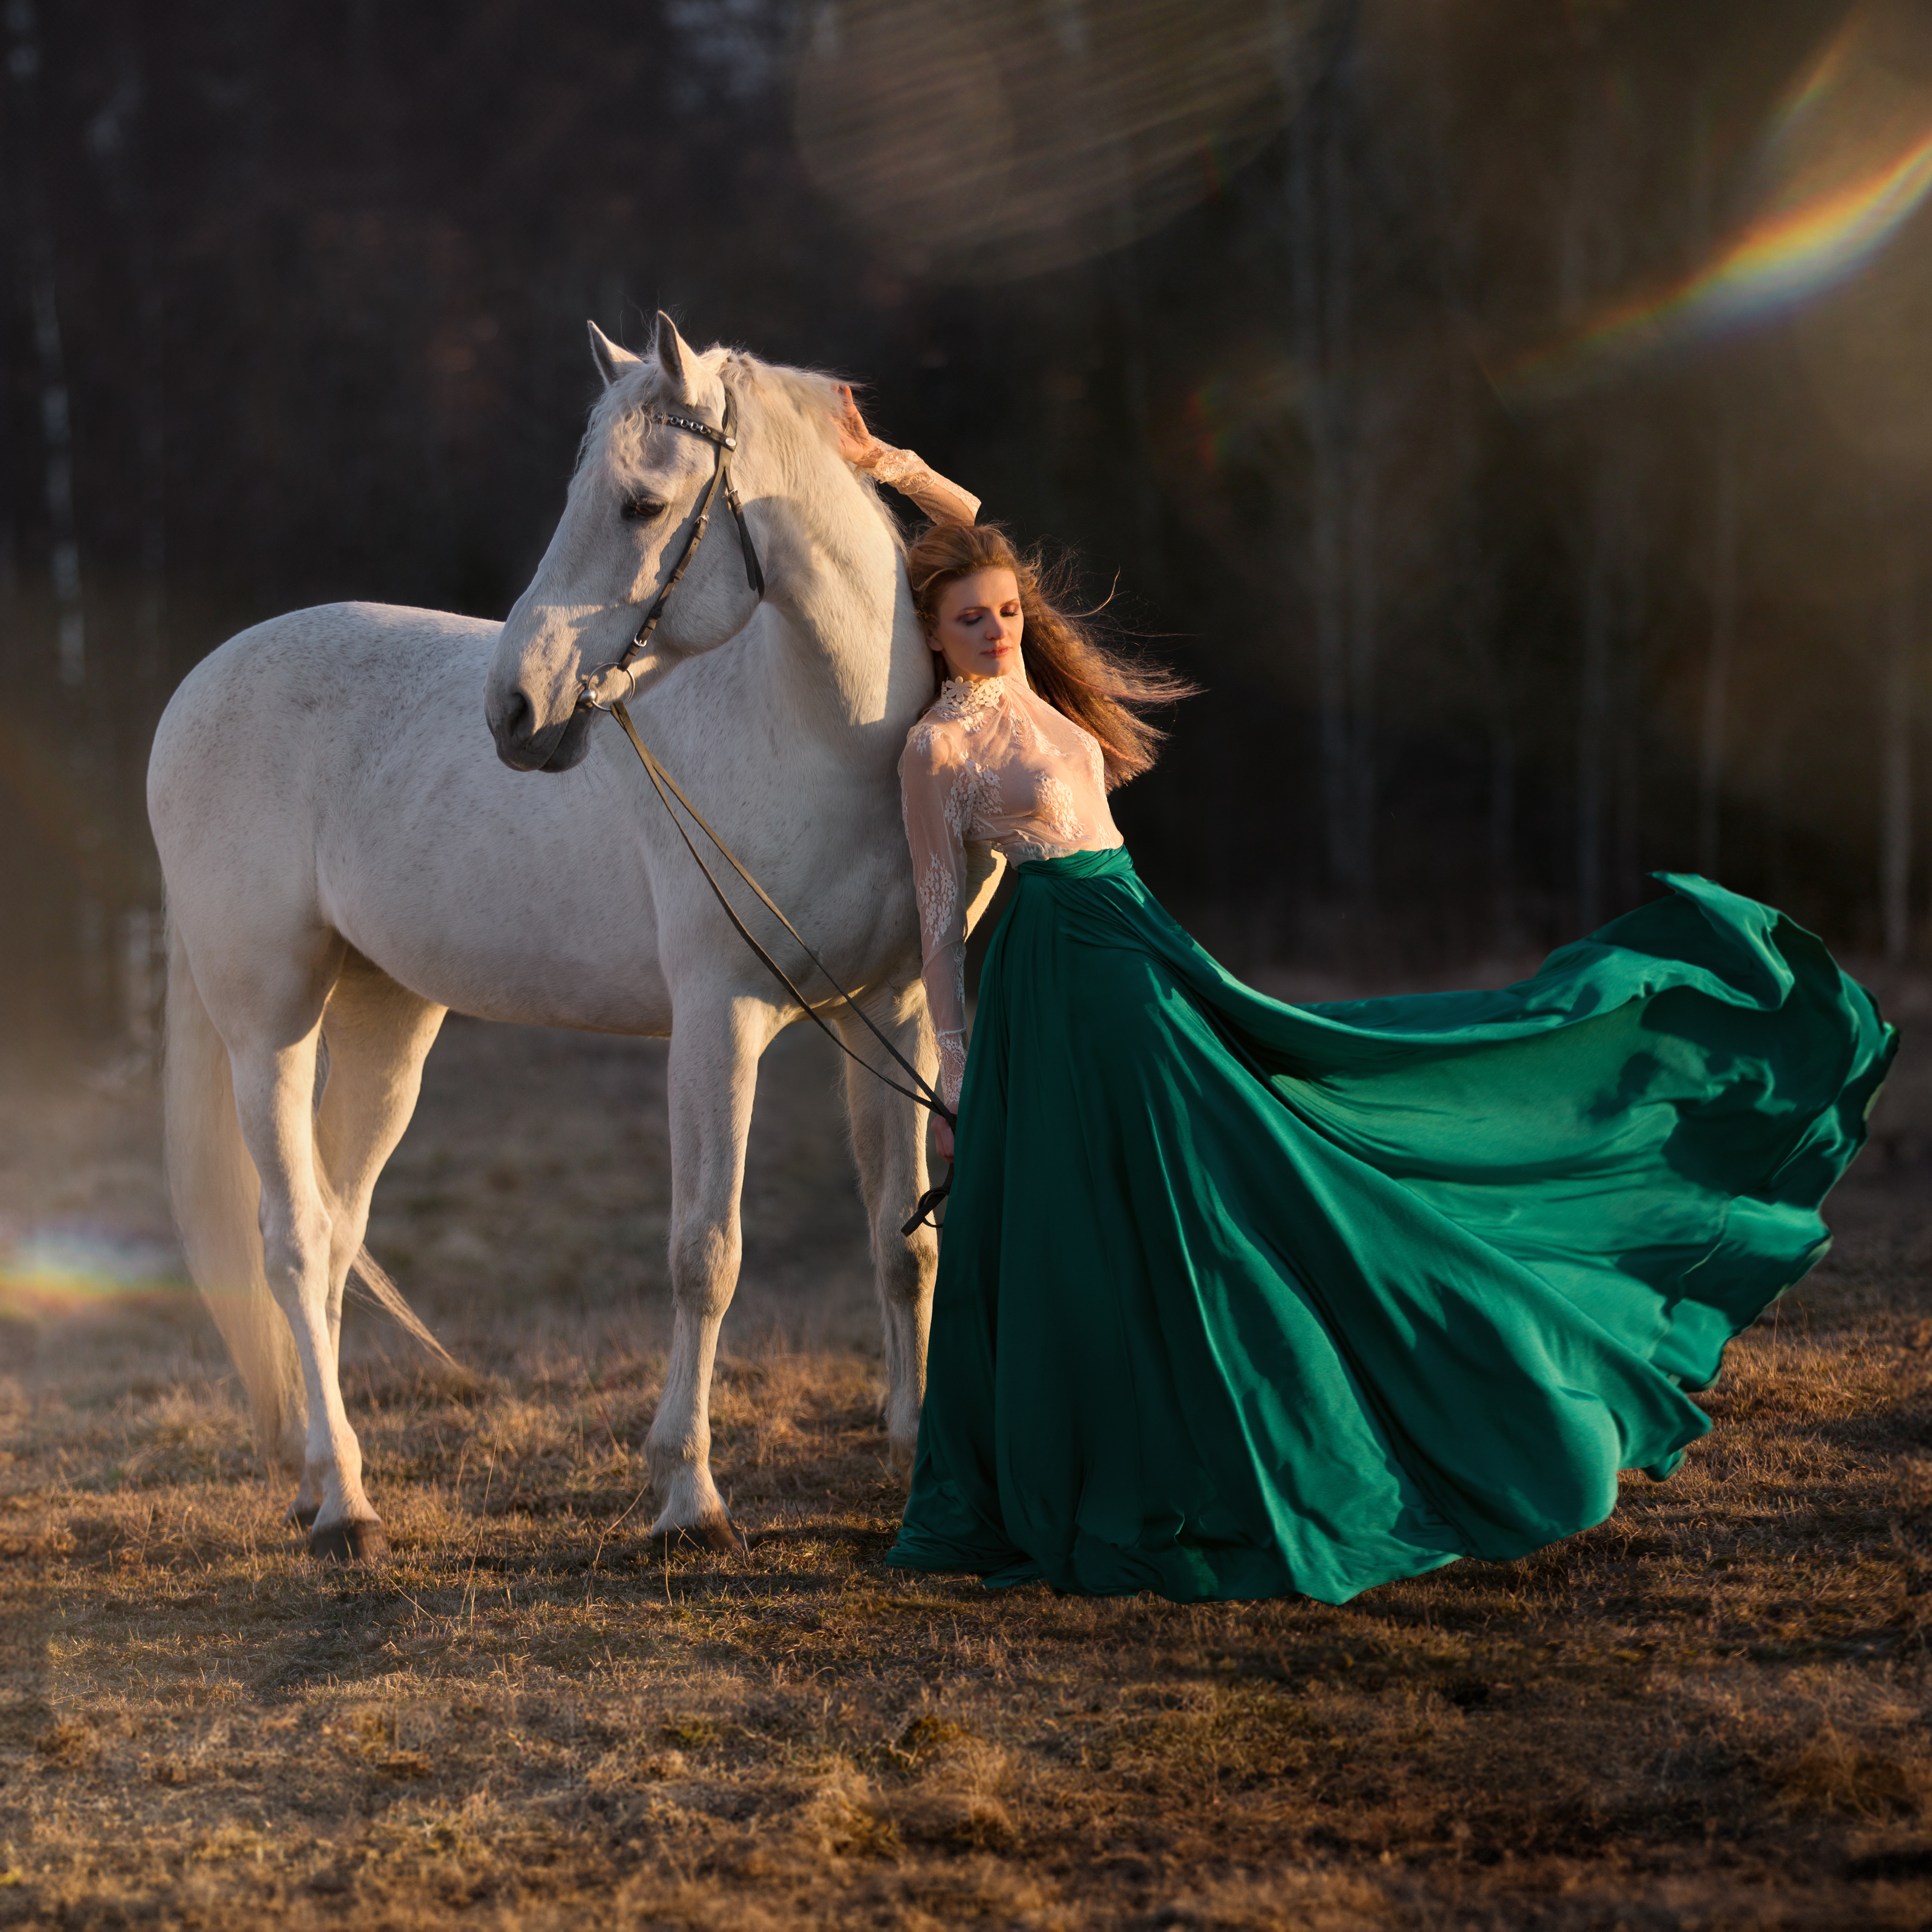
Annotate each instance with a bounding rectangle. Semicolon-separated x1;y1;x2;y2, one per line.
620;496;666;522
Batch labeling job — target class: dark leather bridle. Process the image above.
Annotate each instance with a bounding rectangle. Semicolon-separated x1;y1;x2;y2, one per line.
577;394;765;712
574;386;954;1234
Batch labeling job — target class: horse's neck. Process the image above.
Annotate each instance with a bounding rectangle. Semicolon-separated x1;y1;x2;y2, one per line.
765;471;926;747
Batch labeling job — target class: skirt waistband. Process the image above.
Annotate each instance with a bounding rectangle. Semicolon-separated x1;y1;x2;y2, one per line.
1015;843;1136;881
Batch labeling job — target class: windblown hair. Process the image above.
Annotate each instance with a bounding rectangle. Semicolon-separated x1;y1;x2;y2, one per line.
905;521;1194;788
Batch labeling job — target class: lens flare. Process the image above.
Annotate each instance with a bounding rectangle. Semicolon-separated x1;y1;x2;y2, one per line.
1499;5;1932;402
0;1232;189;1324
1187;358;1307;471
1772;10;1862;147
792;0;1318;282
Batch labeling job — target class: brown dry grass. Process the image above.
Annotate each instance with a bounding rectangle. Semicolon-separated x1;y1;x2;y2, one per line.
2;992;1930;1931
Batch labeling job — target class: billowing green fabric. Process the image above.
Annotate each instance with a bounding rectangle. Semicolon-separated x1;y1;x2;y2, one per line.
888;848;1894;1605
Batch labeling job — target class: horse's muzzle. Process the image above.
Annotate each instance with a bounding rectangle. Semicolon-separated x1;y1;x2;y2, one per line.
488;687;596;772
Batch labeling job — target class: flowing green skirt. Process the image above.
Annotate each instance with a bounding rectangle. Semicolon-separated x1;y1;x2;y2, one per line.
888;847;1894;1605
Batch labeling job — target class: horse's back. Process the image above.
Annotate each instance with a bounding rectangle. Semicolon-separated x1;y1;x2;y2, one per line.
149;602;678;1031
154;602;495;754
152;600;482;875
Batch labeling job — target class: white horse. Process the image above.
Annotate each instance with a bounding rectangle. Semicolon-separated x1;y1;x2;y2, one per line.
150;313;996;1559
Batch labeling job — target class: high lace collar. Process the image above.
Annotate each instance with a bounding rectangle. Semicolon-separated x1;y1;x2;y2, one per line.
932;674;1020;728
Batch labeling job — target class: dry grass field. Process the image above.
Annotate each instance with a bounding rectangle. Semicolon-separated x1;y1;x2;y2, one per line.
2;965;1930;1931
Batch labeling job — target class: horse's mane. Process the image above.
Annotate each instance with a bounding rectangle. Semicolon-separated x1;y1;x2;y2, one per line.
578;342;901;550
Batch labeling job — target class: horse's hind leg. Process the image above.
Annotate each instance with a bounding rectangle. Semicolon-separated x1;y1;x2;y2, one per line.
835;988;938;1474
206;931;389;1559
300;953;448;1532
646;995;778;1553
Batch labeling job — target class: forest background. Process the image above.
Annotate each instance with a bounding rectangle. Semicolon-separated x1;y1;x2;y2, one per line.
4;0;1932;1045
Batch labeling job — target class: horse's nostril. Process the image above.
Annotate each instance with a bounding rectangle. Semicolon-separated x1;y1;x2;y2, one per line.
498;688;533;745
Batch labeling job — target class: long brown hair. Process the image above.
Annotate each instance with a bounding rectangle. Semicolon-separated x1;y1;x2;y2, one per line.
904;521;1194;788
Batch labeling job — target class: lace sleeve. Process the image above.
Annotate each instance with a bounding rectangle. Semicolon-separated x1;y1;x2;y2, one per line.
867;443;980;527
899;724;972;1111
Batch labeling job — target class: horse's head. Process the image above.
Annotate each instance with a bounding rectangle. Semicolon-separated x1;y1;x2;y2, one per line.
486;312;769;771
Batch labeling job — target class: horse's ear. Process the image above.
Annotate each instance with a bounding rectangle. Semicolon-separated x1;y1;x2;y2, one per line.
652;310;700;406
588;321;641;389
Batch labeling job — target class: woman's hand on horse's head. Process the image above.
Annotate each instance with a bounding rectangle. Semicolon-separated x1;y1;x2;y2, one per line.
834;385;884;469
934;1114;955;1163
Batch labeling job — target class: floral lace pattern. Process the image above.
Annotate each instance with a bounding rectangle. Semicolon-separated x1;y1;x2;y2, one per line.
915;849;958;963
915;848;967;1093
1032;771;1086;845
935;1030;968;1111
942;761;1004;840
1082;730;1107;789
899;673;1124;1111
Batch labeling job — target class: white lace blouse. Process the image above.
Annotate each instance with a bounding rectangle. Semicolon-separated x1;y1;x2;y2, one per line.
899;674;1124;1108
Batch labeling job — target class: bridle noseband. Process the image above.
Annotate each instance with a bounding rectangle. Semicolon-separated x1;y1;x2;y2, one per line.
576;391;766;713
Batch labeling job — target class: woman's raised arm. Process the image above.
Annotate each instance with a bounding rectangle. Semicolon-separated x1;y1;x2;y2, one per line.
836;385;980;527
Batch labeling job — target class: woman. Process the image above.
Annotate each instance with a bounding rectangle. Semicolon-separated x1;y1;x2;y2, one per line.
841;394;1895;1607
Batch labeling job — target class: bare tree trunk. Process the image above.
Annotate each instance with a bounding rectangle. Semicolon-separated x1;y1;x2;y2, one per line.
1326;43;1378;907
1452;358;1514;931
1881;541;1915;963
1575;433;1645;932
1344;421;1377;901
1577;460;1616;933
1765;717;1791;909
0;522;15;647
8;0;85;690
1489;713;1516;931
1559;71;1629;936
1613;498;1650;913
115;47;168;691
7;0;112;1026
86;25;168;1049
1110;168;1161;579
1290;93;1349;891
1697;402;1738;878
1418;10;1511;937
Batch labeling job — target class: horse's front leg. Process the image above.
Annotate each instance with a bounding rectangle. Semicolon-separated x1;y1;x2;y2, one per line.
646;995;776;1552
836;983;940;1475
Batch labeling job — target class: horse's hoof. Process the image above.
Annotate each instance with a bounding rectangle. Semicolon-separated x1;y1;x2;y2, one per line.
286;1501;320;1530
309;1519;389;1563
650;1517;748;1559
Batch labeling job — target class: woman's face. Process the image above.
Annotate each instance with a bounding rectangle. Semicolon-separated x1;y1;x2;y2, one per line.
928;568;1024;683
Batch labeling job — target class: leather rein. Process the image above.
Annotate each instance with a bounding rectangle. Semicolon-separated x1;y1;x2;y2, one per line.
575;393;954;1236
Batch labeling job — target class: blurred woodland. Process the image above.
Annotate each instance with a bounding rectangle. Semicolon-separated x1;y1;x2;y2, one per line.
6;0;1932;1044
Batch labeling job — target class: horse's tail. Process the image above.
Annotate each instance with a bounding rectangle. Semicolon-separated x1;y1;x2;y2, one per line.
340;1240;461;1374
162;915;307;1473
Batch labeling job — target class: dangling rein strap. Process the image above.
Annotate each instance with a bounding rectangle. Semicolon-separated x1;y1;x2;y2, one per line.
608;701;954;1235
579;389;949;1232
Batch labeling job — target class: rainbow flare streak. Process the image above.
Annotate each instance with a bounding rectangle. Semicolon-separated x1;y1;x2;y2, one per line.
0;1233;190;1323
1499;10;1932;401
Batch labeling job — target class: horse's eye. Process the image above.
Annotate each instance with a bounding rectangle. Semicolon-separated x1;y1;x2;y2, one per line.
621;497;665;522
